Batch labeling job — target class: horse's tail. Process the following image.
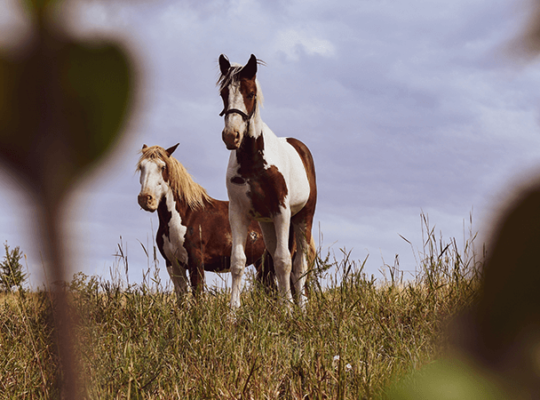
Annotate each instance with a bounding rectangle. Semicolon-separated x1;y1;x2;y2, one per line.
300;235;317;298
307;235;317;270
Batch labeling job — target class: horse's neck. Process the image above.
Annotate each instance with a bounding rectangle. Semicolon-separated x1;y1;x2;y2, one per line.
235;124;280;178
157;186;189;226
254;120;280;148
259;122;277;143
156;189;189;258
247;110;266;138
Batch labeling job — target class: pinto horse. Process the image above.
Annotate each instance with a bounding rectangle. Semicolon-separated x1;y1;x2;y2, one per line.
136;143;276;298
218;54;317;309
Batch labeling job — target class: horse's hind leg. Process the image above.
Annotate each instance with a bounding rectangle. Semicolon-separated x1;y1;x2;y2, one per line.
260;215;294;306
255;251;277;294
291;218;313;308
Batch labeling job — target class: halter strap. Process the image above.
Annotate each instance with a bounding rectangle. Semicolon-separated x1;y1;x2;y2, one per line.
219;108;250;120
219;97;257;122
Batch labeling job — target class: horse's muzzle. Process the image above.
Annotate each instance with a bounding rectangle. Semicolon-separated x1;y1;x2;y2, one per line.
138;193;157;212
222;129;241;150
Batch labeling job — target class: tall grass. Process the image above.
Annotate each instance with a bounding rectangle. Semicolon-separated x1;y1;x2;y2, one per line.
0;215;482;399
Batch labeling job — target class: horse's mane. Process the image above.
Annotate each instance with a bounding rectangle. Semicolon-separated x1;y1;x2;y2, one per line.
137;146;212;210
217;61;265;108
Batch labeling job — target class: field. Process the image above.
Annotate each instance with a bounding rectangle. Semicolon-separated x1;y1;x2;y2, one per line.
0;216;482;399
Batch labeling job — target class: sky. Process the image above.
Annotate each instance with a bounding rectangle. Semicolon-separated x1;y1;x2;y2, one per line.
1;0;540;289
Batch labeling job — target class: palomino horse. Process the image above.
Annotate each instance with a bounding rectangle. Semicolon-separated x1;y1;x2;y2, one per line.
218;54;317;309
136;143;276;298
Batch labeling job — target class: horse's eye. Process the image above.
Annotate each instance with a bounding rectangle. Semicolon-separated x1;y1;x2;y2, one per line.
248;92;255;100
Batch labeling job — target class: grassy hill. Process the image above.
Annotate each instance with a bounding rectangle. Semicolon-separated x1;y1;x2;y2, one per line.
0;217;481;399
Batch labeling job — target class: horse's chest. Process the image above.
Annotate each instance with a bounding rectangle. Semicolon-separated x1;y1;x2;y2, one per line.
230;168;309;221
228;163;286;219
159;194;189;265
227;135;310;219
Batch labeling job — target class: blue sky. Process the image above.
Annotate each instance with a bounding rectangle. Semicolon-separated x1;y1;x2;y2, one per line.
1;0;540;288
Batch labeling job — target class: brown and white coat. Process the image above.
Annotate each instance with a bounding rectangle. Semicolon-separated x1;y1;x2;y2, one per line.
136;144;275;299
218;54;317;309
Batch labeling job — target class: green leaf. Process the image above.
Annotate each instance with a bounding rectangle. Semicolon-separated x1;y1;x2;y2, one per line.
60;41;134;171
0;28;135;200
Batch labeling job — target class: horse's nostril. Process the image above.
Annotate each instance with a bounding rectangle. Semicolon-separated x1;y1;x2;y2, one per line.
138;193;154;206
222;129;241;149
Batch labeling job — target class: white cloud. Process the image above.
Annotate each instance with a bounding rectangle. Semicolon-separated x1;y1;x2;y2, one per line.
273;28;335;61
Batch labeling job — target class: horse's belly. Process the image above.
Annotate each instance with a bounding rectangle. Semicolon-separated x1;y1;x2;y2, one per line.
267;138;310;215
288;177;310;216
205;261;231;273
284;159;310;216
289;196;308;216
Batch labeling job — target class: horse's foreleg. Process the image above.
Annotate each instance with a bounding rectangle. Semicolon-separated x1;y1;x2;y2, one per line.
229;210;250;309
166;259;189;301
190;263;205;297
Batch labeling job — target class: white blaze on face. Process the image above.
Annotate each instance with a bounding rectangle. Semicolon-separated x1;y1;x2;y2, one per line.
227;82;248;111
138;159;167;211
222;83;248;138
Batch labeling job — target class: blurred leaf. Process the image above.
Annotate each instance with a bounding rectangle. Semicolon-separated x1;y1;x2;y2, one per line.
0;4;136;399
60;41;133;172
0;26;134;200
0;49;41;181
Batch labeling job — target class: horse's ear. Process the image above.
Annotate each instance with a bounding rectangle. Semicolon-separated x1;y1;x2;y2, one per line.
142;144;148;150
219;54;230;75
240;54;257;80
166;143;179;157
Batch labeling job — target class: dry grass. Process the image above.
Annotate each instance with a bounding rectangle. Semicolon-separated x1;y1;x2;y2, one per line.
0;215;482;399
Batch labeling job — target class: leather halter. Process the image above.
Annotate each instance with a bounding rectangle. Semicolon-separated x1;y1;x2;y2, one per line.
219;97;257;122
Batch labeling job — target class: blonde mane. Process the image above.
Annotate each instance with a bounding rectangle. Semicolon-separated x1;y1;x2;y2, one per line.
137;146;212;210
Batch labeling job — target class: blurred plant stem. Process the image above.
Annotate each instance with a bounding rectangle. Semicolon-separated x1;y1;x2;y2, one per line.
0;0;136;397
41;201;80;397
